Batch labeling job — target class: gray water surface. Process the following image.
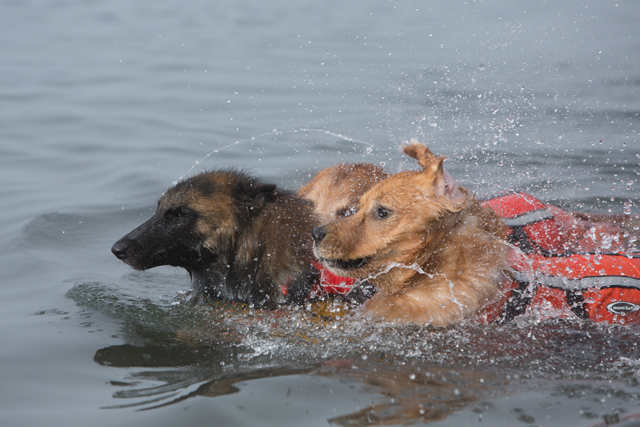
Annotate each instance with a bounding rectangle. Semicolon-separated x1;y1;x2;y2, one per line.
1;1;639;426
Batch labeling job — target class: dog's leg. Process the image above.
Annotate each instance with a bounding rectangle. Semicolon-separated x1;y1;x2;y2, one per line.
362;277;496;327
284;265;320;305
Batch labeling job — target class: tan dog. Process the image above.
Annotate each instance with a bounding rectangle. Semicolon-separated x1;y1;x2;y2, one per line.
299;163;389;223
313;142;508;326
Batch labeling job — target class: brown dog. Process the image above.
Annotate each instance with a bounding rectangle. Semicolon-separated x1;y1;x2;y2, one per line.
111;170;319;308
299;163;389;223
313;143;508;326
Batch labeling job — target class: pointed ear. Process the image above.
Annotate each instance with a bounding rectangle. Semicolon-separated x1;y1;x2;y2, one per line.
256;183;277;200
403;141;447;198
236;182;278;214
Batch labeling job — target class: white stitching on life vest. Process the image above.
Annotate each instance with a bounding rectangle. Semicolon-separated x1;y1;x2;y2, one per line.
512;270;640;291
502;208;554;227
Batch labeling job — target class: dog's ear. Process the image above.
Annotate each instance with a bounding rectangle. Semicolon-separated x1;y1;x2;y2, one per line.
256;183;278;200
237;182;278;213
402;141;441;171
403;141;448;199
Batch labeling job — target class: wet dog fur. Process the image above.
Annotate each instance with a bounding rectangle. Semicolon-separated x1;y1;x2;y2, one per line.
111;170;319;308
298;163;389;224
313;142;508;326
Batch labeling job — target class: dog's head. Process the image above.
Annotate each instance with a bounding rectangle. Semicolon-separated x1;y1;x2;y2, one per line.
313;142;467;281
299;163;389;224
111;170;277;273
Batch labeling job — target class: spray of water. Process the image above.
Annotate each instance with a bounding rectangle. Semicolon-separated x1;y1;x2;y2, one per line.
174;128;376;184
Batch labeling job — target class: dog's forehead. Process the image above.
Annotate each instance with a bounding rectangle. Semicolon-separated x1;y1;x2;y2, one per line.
158;188;231;211
362;172;425;206
158;173;234;210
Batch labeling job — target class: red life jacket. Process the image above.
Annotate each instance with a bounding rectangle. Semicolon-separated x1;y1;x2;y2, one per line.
312;192;640;325
479;192;640;325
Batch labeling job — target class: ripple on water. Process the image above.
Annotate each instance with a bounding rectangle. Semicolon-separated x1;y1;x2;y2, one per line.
63;279;640;420
66;280;640;372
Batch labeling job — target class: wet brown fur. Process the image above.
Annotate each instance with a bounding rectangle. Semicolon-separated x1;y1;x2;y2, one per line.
313;142;508;326
299;163;390;224
112;170;319;308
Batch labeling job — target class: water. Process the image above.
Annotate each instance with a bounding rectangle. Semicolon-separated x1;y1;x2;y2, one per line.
1;0;639;426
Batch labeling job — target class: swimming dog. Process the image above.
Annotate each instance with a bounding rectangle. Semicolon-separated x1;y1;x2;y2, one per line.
111;170;319;308
312;142;508;326
299;163;389;224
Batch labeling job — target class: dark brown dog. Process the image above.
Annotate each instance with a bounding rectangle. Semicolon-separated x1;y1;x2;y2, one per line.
313;142;508;326
111;170;319;308
298;163;389;224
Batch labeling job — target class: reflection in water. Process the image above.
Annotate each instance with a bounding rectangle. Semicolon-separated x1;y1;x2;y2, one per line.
104;365;316;411
324;364;500;426
94;340;504;424
68;281;640;425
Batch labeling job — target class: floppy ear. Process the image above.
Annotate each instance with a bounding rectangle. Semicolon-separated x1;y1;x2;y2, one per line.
402;141;448;198
402;141;441;171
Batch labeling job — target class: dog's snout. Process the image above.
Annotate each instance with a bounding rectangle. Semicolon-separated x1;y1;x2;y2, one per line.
312;225;327;243
111;239;130;260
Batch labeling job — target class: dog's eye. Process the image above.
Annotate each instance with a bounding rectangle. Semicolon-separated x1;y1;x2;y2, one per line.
164;206;189;222
375;206;391;219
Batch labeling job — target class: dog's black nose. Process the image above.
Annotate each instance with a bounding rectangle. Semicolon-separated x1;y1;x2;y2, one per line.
111;240;129;260
312;225;326;243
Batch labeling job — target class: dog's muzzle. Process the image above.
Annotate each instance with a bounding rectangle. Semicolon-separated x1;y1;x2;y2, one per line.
332;257;368;270
313;225;368;271
111;238;131;261
312;225;326;243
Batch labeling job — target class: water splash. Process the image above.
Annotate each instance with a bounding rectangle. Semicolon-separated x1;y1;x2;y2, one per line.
175;128;376;184
366;261;435;281
64;278;640;418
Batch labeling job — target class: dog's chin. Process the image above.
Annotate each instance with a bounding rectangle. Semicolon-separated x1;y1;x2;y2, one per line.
124;250;169;271
317;256;369;278
124;246;210;273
